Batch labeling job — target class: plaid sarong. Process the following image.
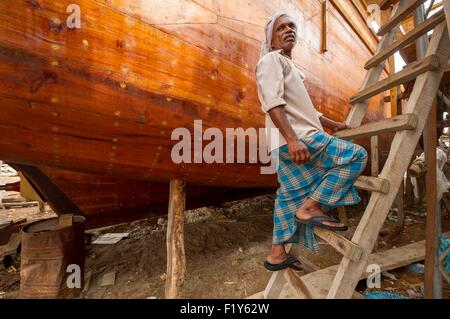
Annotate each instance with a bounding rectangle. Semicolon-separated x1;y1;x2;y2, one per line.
272;131;368;253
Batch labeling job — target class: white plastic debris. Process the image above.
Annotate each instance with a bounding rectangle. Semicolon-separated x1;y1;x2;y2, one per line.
92;233;129;245
381;271;398;281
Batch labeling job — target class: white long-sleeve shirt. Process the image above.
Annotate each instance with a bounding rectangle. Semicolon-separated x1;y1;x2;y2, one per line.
256;50;324;153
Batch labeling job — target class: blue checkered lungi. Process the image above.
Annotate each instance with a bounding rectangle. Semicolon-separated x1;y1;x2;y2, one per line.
272;131;368;253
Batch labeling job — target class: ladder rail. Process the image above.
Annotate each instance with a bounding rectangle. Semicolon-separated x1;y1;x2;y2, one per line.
327;23;450;299
346;1;406;128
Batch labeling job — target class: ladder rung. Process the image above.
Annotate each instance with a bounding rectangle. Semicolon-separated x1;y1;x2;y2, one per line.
283;270;313;299
377;0;428;36
314;228;363;262
355;176;390;194
350;55;440;105
366;10;445;70
335;114;418;140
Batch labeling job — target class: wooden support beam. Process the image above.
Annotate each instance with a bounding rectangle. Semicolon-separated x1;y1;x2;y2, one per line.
294;233;450;298
366;10;445;70
377;0;428;36
165;180;187;299
314;228;363;262
355;176;390;193
437;90;450;109
384;91;405;102
394;182;405;231
371;136;380;177
338;206;348;224
321;0;328;53
424;100;442;298
8;163;80;215
350;54;441;105
335;114;418;140
284;269;313;299
443;0;450;39
326;23;450;299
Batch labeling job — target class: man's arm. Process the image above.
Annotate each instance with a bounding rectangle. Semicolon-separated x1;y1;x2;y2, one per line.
319;116;348;132
268;106;311;164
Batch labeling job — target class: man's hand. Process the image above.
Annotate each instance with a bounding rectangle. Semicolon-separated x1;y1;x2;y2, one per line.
334;122;348;132
287;139;311;165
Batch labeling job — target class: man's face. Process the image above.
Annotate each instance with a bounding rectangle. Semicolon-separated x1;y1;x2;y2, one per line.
271;15;297;53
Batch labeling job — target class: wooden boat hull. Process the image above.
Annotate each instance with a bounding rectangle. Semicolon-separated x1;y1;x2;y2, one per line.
0;0;387;188
0;1;390;227
37;166;273;229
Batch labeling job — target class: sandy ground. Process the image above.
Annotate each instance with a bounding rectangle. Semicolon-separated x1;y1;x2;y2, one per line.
0;194;449;299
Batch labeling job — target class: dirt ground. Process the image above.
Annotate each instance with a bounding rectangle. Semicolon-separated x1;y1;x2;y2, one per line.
0;194;449;299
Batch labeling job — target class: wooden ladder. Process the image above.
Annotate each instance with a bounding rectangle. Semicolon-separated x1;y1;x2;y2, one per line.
263;0;450;299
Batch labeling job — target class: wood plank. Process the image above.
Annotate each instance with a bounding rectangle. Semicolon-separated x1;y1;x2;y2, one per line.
58;214;74;227
165;180;187;299
338;206;348;224
346;1;405;128
377;0;428;36
9;163;80;216
284;269;313;299
366;10;445;70
371;136;380;177
350;54;440;105
246;291;265;299
327;23;450;299
296;233;450;298
424;100;442;298
330;0;378;54
322;0;328;53
444;0;450;39
335;114;418;140
314;228;363;262
103;0;218;25
355;176;390;193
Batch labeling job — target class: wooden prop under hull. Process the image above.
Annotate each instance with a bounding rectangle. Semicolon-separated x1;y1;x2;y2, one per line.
0;0;388;189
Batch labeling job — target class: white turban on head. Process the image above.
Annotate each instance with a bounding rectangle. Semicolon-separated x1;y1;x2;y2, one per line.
260;12;296;59
259;12;304;79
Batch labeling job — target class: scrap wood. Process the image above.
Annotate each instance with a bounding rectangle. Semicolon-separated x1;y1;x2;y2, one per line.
92;233;129;245
100;271;116;287
0;201;39;208
295;231;450;299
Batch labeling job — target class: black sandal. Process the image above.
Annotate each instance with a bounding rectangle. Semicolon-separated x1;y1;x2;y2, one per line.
295;215;348;232
264;255;303;272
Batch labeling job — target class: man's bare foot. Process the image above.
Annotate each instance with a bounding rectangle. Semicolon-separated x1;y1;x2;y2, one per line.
267;245;302;269
295;198;346;228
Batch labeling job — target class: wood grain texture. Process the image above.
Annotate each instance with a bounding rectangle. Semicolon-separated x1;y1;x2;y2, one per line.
294;232;450;298
38;166;274;229
165;180;186;299
327;23;450;299
0;0;387;189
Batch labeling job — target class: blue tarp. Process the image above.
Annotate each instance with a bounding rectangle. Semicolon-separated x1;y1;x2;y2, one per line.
439;235;450;274
363;292;409;299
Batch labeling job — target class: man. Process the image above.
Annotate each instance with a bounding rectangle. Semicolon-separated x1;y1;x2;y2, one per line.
256;13;368;271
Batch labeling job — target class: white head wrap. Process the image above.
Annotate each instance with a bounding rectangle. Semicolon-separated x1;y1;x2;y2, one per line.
259;12;304;79
260;12;293;59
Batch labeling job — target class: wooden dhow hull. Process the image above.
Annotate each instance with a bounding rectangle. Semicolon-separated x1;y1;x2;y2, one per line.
0;1;389;226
